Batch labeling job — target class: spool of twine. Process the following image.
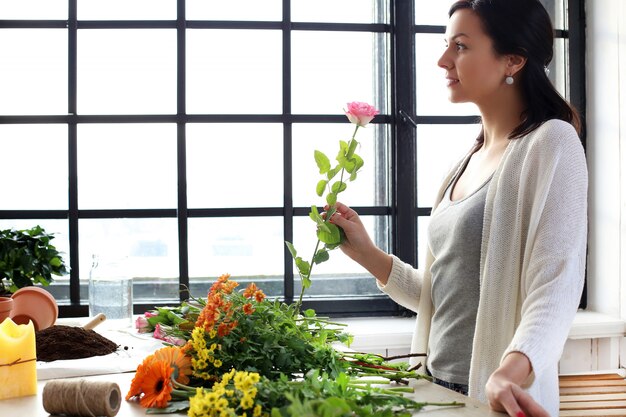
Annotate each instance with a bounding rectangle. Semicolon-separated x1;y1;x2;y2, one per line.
43;379;121;417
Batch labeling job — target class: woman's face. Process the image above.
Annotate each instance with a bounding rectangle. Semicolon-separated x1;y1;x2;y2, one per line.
437;8;509;105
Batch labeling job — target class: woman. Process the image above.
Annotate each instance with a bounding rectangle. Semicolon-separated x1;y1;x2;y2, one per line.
330;1;587;416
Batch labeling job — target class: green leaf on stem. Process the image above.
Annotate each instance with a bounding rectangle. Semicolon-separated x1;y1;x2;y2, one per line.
313;248;329;264
314;150;331;174
295;257;311;277
326;193;337;206
285;241;297;259
316;180;328;197
309;206;323;223
327;166;340;181
331;181;347;194
317;222;341;245
302;274;312;289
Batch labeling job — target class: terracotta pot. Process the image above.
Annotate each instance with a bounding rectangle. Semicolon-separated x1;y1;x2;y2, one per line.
0;296;13;324
10;286;58;331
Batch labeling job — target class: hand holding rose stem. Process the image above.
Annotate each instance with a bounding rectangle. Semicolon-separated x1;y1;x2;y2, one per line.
286;102;380;311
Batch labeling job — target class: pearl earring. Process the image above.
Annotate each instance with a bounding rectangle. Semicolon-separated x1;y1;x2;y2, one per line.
505;75;514;85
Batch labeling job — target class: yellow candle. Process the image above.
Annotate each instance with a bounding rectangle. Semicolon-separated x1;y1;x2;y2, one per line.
0;318;37;400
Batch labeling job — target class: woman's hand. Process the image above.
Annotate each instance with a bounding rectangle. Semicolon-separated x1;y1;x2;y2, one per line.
486;352;550;417
329;202;393;284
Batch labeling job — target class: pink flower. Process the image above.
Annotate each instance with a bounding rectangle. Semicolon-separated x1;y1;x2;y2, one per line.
152;323;184;346
345;101;379;127
153;323;166;340
144;311;158;318
135;316;152;333
163;336;186;346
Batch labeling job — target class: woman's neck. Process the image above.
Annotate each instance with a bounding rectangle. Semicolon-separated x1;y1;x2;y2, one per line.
479;99;526;149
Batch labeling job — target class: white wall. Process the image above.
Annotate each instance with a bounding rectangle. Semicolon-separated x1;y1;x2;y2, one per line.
585;0;626;318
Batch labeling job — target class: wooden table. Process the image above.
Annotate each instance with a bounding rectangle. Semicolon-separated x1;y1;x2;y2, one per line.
0;372;505;416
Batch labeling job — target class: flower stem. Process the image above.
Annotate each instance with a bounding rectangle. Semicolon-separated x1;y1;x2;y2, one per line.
295;238;321;312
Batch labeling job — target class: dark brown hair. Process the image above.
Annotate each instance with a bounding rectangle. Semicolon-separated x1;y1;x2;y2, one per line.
449;0;581;139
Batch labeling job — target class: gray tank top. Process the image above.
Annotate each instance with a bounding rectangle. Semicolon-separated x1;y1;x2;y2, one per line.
426;171;491;385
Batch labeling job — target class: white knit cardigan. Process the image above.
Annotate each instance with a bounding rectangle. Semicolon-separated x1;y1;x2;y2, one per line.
379;119;588;416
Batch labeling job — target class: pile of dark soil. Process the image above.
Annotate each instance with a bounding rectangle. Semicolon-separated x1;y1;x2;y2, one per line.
36;325;118;362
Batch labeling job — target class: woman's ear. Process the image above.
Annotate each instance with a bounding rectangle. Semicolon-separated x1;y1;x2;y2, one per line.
507;54;527;77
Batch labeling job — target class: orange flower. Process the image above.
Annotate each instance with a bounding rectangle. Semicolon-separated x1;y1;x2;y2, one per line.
125;361;146;401
127;347;193;408
243;303;255;315
139;360;174;408
254;289;266;303
217;322;231;337
154;346;192;385
243;283;259;299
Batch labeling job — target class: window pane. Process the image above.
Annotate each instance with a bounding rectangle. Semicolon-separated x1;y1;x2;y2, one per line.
292;123;389;207
541;0;565;30
77;124;177;209
416;124;479;207
415;33;479;116
186;0;281;21
292;0;386;24
0;125;68;209
0;30;67;115
0;0;67;19
78;0;175;20
292;32;384;114
78;29;177;115
186;30;282;114
187;124;283;208
415;1;451;26
552;38;568;100
293;215;389;297
188;217;285;289
79;218;180;300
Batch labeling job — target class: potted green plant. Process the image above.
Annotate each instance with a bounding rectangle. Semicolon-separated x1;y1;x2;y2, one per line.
0;226;68;296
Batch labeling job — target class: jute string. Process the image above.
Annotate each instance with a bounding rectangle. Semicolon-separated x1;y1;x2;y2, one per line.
42;379;121;417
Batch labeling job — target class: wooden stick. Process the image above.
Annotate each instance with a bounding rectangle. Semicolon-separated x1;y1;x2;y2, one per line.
82;313;106;330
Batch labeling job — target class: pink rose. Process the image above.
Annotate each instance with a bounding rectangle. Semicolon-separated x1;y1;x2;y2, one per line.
153;323;166;340
135;316;152;333
144;311;158;318
345;101;379;127
163;335;186;346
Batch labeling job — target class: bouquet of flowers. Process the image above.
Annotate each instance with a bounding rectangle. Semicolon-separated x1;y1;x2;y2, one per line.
127;103;464;416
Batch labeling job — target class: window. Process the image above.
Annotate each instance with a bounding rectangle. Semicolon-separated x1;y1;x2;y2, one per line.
0;0;585;316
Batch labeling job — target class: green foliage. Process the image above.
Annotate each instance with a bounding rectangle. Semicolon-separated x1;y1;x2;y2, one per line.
286;124;365;310
0;226;69;294
264;370;462;417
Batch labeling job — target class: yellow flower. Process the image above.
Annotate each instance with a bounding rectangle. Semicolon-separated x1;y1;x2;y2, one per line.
191;328;207;350
240;395;254;409
253;405;262;417
192;358;207;370
209;329;217;338
214;359;223;368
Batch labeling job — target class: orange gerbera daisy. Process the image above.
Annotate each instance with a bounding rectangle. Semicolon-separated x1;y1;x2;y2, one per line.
154;346;192;385
139;360;174;408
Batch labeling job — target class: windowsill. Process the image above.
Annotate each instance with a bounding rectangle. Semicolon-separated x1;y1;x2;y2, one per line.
337;310;626;350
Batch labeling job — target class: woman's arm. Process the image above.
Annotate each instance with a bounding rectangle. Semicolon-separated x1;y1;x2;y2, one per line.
486;352;549;417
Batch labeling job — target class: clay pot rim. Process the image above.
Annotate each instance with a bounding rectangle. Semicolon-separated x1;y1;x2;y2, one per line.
0;296;13;314
10;286;58;331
